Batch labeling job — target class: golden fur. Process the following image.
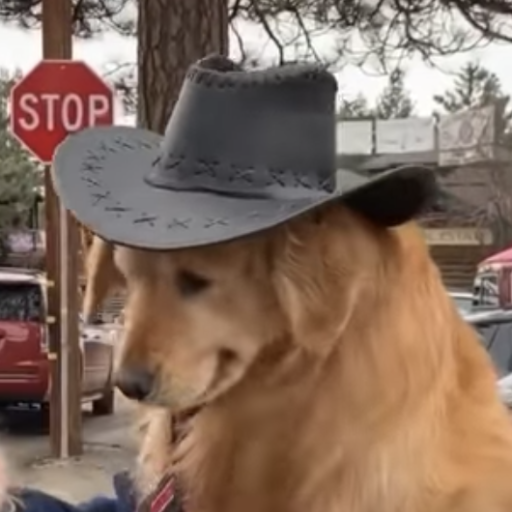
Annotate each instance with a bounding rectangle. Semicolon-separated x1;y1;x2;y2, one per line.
86;205;512;512
82;235;125;322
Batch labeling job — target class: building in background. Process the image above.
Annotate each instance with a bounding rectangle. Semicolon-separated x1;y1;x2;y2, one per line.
337;103;511;290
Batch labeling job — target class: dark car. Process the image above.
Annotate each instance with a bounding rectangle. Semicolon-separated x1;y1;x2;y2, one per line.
0;267;115;414
465;308;512;378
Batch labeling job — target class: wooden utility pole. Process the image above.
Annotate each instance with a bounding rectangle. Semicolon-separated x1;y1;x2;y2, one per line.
42;0;83;457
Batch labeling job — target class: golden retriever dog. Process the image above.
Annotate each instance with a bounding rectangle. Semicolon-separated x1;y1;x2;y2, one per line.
86;204;512;512
0;453;10;511
82;235;125;322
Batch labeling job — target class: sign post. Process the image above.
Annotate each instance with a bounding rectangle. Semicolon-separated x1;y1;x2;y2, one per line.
9;0;114;458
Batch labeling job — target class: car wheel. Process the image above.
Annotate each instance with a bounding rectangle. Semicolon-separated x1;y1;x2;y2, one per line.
92;388;115;416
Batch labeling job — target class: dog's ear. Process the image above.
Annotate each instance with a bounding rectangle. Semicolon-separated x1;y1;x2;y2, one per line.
83;236;125;321
271;207;363;357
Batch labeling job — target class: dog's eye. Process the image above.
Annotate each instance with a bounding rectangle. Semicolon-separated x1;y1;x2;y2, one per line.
176;270;211;297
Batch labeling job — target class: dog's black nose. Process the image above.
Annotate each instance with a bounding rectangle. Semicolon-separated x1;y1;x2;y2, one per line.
115;366;154;401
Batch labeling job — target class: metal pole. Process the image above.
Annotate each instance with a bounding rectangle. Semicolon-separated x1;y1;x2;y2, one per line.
42;0;82;458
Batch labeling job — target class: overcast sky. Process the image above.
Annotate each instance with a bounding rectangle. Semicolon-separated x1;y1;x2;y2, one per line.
2;20;512;118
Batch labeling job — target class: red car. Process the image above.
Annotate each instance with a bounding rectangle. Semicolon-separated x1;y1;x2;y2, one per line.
0;267;114;415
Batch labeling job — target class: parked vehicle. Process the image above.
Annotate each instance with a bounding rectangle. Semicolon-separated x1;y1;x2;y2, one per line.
0;267;114;415
465;308;512;408
448;290;475;316
473;247;511;309
465;308;512;378
497;373;512;408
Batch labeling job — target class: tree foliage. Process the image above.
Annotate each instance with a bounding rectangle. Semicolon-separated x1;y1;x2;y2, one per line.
434;62;510;114
338;94;371;119
1;0;512;69
0;68;41;230
338;68;414;119
0;0;135;37
433;61;512;140
374;68;414;119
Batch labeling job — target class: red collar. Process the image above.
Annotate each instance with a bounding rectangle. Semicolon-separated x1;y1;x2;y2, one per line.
137;473;184;512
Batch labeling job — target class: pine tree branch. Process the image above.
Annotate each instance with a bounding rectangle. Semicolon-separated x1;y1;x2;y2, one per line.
0;0;510;68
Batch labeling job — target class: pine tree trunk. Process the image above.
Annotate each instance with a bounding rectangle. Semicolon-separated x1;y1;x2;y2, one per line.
137;0;229;133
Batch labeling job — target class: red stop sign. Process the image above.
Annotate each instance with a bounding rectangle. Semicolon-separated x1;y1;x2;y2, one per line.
10;60;114;164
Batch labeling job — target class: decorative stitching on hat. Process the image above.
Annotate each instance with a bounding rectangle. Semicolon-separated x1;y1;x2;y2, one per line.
167;218;192;229
186;55;338;91
155;153;333;193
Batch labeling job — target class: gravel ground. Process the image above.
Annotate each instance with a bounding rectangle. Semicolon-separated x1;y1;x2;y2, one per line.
1;393;138;503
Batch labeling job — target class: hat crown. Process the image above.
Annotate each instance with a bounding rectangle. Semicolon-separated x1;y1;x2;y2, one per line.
145;56;339;199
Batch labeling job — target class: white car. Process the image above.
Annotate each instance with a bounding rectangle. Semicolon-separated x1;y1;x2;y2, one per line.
467;309;512;409
448;290;475;317
497;373;512;408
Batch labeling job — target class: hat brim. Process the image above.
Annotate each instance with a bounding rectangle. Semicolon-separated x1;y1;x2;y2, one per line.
51;126;436;250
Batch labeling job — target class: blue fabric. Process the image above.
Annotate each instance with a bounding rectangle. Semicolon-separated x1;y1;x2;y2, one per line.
11;472;136;512
78;497;119;512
